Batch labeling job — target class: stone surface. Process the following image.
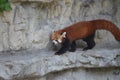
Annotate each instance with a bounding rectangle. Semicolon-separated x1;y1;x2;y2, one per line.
0;0;120;80
0;0;119;51
9;0;53;2
0;42;120;80
47;68;120;80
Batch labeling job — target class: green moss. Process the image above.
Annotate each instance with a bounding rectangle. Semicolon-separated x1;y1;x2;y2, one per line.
0;0;12;12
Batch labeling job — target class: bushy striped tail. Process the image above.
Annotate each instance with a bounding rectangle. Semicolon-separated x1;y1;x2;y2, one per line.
93;19;120;41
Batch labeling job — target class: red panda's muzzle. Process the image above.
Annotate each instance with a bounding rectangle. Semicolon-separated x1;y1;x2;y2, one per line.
52;40;58;45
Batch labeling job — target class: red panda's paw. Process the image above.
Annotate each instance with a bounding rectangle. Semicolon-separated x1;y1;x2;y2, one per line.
83;47;89;51
55;52;65;55
83;47;93;51
69;49;76;52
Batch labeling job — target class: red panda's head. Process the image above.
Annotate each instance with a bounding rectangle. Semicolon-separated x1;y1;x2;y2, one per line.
51;31;66;45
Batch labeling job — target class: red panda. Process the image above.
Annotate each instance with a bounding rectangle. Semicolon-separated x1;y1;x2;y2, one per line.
51;19;120;55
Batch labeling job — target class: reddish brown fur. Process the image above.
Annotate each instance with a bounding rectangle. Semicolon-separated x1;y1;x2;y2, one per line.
52;19;120;42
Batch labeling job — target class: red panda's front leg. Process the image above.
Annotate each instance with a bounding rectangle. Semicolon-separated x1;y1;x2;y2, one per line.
55;38;71;55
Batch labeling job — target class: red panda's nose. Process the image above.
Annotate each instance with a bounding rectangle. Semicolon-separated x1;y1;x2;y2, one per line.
52;40;58;45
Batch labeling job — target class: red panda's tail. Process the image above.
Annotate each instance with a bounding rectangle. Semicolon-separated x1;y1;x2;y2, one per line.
93;20;120;41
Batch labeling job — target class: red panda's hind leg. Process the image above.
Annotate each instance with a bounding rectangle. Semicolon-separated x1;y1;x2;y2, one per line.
69;41;76;52
82;33;95;51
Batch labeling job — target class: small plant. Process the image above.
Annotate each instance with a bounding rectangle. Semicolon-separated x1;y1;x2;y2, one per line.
0;0;12;12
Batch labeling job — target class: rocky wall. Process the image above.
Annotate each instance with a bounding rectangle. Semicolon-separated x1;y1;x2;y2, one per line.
0;0;120;52
0;0;120;80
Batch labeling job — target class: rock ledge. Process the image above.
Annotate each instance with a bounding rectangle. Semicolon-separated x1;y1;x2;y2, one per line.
0;48;120;80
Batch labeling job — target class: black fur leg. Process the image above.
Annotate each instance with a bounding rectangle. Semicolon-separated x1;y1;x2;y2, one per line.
83;39;95;51
69;41;76;52
82;33;95;51
55;38;71;55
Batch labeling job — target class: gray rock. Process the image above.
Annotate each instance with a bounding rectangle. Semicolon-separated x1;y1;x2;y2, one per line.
0;0;119;51
0;47;119;80
0;0;120;80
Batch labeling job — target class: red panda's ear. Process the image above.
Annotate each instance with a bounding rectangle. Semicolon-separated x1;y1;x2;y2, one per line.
62;32;66;38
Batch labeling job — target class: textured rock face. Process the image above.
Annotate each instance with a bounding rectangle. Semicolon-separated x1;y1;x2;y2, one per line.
0;0;120;51
0;48;120;80
47;68;120;80
9;0;53;2
0;0;120;80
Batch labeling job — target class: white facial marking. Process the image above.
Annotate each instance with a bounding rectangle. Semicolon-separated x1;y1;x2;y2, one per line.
52;40;58;45
58;39;62;43
62;32;66;38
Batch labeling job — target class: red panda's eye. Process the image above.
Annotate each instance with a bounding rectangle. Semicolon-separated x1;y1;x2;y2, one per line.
53;40;57;41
